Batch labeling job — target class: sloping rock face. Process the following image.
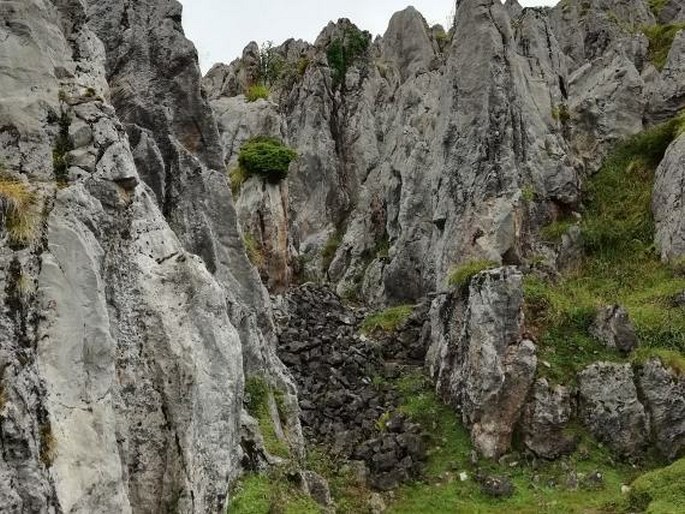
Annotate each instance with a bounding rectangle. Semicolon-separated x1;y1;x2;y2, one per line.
426;267;537;459
653;133;685;261
204;0;685;304
0;0;298;512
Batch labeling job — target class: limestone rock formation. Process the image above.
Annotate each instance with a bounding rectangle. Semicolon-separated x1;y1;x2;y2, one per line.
427;267;537;459
590;305;639;353
521;379;576;459
653;133;685;261
578;362;650;458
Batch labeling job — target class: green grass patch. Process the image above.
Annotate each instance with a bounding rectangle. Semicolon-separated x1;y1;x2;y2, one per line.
243;232;265;269
648;0;668;18
642;23;685;71
245;83;270;102
228;472;322;514
361;305;414;334
633;347;685;376
448;260;498;289
387;372;644;513
628;457;685;513
540;219;575;243
244;376;290;459
228;165;248;197
238;136;297;183
321;230;343;272
326;26;372;87
525;116;685;381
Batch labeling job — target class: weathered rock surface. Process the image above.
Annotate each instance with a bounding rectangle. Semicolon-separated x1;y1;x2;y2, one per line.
275;284;428;490
0;0;299;512
590;305;639;353
427;267;537;459
578;362;650;458
637;359;685;460
521;379;577;459
653;133;685;261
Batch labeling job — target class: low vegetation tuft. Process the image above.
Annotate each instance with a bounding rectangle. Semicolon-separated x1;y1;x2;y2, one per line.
0;175;40;247
448;259;498;289
244;376;290;458
361;305;414;334
642;23;685;71
228;471;321;514
245;83;270;102
238;136;297;183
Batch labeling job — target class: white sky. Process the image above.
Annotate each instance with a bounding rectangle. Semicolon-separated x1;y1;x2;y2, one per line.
180;1;559;73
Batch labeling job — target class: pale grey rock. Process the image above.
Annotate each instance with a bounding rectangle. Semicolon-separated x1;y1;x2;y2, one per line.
646;31;685;122
381;7;438;82
521;379;576;459
653;133;685;261
590;305;639;353
578;362;650;457
427;267;537;459
637;359;685;460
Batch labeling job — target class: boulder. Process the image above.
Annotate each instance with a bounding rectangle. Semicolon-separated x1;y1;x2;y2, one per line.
590;305;639;353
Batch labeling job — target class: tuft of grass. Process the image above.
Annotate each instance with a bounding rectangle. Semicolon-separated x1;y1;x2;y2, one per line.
551;103;571;123
642;23;685;71
525;115;685;382
326;26;372;88
40;423;57;467
0;177;40;247
243;232;265;269
521;185;536;204
447;260;498;289
229;165;248;197
633;347;685;376
320;230;343;272
540;219;575;243
245;83;270;102
228;471;321;514
628;457;685;514
648;0;668;18
244;376;290;459
361;305;414;334
238;136;297;183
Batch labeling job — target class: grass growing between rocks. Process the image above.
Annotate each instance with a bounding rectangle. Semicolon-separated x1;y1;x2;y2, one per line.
360;305;413;334
244;376;290;459
385;373;642;514
642;23;685;71
627;457;685;513
228;471;321;514
447;259;498;289
526;116;685;382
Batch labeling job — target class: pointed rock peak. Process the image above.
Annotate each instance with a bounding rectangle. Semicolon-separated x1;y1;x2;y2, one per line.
382;5;437;81
504;0;523;17
315;18;369;48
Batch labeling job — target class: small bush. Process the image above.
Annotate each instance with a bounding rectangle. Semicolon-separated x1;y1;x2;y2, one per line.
245;83;270;102
228;165;248;197
243;232;265;269
629;457;685;513
361;305;414;334
244;376;290;458
643;23;685;71
321;231;343;271
238;136;297;183
447;259;498;289
0;177;39;247
326;26;372;87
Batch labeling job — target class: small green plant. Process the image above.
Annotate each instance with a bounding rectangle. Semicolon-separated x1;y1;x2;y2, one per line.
375;411;392;432
228;471;321;514
321;230;343;271
245;83;270;102
243;232;265;269
296;57;311;77
552;103;571;123
256;41;284;87
648;0;669;18
228;165;248;197
521;185;536;204
40;422;57;467
326;26;372;87
628;457;685;513
238;136;297;183
447;259;498;289
244;376;290;458
642;23;685;71
540;219;575;243
361;305;414;334
0;176;39;247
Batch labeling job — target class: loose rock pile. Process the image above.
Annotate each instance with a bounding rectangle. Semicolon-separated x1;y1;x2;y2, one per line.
275;284;428;490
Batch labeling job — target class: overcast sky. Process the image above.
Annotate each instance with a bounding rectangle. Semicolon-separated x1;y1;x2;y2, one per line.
180;1;558;73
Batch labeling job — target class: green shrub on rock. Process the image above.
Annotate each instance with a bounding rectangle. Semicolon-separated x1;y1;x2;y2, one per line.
238;136;297;183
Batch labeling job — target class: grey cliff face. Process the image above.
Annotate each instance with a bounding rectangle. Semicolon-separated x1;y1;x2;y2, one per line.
427;267;536;459
206;0;685;304
0;0;299;512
